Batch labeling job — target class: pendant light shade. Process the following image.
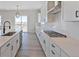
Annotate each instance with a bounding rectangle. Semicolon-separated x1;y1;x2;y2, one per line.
16;5;20;18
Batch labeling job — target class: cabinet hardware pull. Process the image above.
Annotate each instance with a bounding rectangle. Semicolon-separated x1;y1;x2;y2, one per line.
52;44;55;48
6;43;10;47
51;50;55;55
43;40;45;44
11;46;13;50
76;10;79;18
16;40;18;43
39;34;40;36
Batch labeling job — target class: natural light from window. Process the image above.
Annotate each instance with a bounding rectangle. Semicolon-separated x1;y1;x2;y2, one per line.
15;16;27;32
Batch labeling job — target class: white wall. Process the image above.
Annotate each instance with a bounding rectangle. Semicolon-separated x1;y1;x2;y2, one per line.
0;10;38;33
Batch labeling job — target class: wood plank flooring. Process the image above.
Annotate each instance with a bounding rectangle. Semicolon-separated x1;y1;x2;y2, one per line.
16;32;46;57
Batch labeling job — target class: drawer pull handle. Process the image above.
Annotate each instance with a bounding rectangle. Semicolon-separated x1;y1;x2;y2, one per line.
43;40;45;44
51;50;55;55
16;40;18;43
11;46;13;50
76;10;79;18
7;43;10;47
52;44;55;48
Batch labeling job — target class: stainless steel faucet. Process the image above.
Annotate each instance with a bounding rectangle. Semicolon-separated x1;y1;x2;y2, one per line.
3;21;11;33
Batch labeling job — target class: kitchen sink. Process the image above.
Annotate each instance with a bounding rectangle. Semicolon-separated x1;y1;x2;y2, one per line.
2;32;16;36
44;31;67;38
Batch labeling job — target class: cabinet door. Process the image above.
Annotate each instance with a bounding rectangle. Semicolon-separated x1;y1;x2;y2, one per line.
39;32;46;54
11;37;17;57
38;32;47;56
11;35;18;57
46;40;50;57
1;41;11;57
11;34;20;57
49;43;60;57
62;2;79;21
50;48;60;57
42;39;46;54
51;43;61;55
45;36;50;56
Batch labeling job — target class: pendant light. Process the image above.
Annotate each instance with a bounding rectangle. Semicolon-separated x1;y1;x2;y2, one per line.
16;5;20;18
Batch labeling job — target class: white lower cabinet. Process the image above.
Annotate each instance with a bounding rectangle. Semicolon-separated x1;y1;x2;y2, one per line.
36;31;59;57
49;42;69;57
11;35;19;57
36;31;69;57
50;43;61;55
45;35;50;56
42;39;46;54
11;33;20;57
36;31;51;57
0;32;20;57
39;32;46;55
11;38;16;57
50;49;60;57
1;41;11;57
49;43;60;57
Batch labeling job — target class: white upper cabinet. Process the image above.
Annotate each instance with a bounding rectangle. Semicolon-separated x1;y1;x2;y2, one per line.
40;1;47;24
1;41;11;57
62;1;79;22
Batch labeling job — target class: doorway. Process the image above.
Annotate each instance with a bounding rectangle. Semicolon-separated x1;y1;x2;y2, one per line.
15;16;28;32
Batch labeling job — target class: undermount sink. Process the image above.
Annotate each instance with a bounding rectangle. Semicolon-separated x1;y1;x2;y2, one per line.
2;32;16;36
44;31;67;38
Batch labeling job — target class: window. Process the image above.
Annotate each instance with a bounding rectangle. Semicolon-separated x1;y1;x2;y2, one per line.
15;16;28;32
15;16;22;29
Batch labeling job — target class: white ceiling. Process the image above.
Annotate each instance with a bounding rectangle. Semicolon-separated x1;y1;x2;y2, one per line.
0;1;43;10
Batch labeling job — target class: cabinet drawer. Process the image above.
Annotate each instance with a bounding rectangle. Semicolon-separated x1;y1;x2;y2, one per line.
1;41;10;53
51;43;60;55
61;50;69;57
1;41;11;57
50;49;60;57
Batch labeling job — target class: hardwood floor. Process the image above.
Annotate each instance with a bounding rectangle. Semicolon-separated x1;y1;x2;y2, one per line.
16;32;46;57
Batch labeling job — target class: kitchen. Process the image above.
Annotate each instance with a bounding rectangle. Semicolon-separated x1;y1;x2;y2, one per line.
0;1;79;57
